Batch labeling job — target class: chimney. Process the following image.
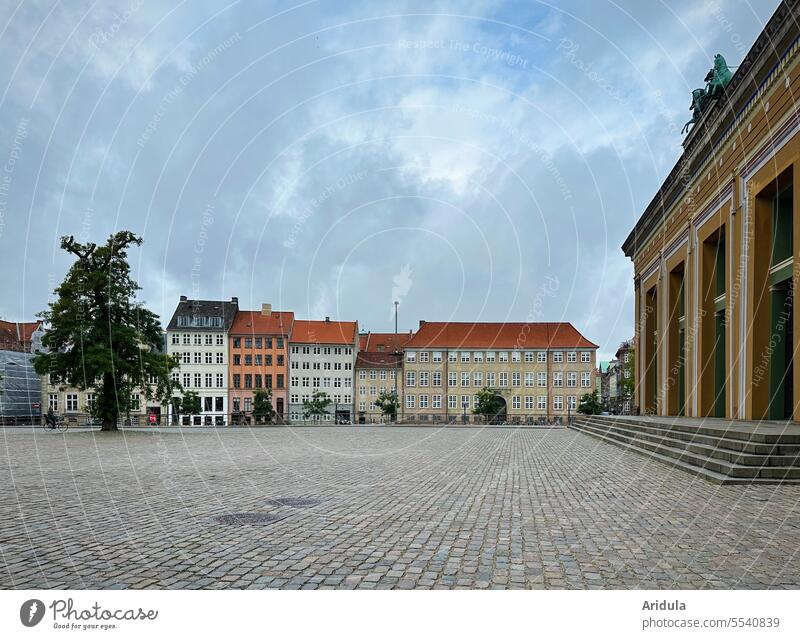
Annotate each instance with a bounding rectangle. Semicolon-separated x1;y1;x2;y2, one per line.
261;303;272;317
231;296;238;305
419;320;426;327
325;316;330;322
180;295;187;302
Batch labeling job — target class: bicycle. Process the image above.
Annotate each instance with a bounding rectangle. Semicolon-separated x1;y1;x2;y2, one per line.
42;415;68;432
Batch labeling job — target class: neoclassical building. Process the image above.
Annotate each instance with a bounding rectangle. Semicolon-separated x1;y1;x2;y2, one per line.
623;2;800;421
355;331;414;422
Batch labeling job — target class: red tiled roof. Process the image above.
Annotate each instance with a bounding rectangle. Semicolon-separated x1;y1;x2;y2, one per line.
230;310;294;335
405;322;597;349
291;319;357;345
0;320;41;352
360;331;414;353
356;351;402;369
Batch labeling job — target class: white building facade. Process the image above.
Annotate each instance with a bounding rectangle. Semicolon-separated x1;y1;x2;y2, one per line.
166;296;238;425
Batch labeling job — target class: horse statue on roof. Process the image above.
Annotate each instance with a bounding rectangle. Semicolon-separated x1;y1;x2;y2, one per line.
681;53;734;135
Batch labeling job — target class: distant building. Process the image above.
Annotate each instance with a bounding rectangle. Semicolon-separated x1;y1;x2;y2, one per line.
0;320;42;353
228;304;294;422
166;296;239;425
289;318;359;423
355;331;413;423
402;321;598;423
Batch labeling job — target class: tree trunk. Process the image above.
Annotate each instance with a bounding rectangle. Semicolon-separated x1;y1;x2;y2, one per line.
101;420;118;431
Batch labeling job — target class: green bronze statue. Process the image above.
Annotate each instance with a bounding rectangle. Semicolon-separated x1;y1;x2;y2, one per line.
681;54;734;134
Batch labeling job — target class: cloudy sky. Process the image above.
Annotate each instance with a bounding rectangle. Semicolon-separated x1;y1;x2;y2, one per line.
0;0;779;359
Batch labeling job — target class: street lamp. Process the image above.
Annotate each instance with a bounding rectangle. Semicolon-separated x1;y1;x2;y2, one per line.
462;401;468;424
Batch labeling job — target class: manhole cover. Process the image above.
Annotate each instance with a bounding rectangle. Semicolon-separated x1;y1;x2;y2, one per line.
213;512;285;526
267;497;322;508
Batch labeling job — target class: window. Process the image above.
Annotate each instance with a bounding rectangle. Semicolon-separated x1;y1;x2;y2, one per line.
129;394;140;411
473;352;483;362
183;373;191;388
461;372;470;387
216;352;224;364
277;374;284;388
233;337;241;348
525;372;534;387
537;351;546;362
581;372;591;388
406;371;416;386
233;374;241;388
406;351;416;362
419;371;429;387
461;395;470;409
291;346;299;354
553;372;563;387
567;352;577;363
419;395;429;409
461;351;470;363
432;371;441;386
182;333;191;345
486;372;496;387
194;373;202;387
432;351;442;363
216;334;224;346
182;352;191;364
486;352;496;363
244;375;253;389
512;351;521;363
359;370;366;380
255;354;262;366
254;337;262;349
448;372;457;386
205;373;213;388
524;351;534;363
553;395;563;410
216;373;224;388
473;372;483;387
205;352;212;364
553;351;563;363
512;372;521;387
499;372;508;387
359;401;366;411
215;397;224;412
255;375;263;388
233;354;241;366
406;395;415;409
380;370;387;380
537;396;546;410
171;334;179;345
49;394;58;411
244;398;252;412
512;396;521;409
524;396;534;410
567;395;577;410
245;337;252;348
448;395;457;409
194;352;202;364
537;372;547;387
369;386;377;396
277;338;284;348
432;395;442;409
419;352;429;363
448;352;458;363
499;352;508;363
581;352;591;363
567;372;577;387
205;334;213;345
266;375;273;388
277;355;284;366
244;355;252;366
369;370;377;380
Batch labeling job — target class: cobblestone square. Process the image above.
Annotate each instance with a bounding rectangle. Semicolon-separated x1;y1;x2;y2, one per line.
1;426;799;589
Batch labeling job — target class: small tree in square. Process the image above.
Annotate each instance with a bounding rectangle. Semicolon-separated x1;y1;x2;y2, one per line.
252;389;275;424
375;389;398;422
473;387;505;422
179;390;201;416
303;390;331;422
578;390;603;415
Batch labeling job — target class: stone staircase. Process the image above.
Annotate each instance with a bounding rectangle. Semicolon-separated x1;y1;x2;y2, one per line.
570;415;800;484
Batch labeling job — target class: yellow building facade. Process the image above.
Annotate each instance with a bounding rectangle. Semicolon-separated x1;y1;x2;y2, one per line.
624;3;800;422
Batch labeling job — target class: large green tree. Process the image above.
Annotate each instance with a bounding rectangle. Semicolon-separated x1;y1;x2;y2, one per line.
33;232;179;431
578;390;603;415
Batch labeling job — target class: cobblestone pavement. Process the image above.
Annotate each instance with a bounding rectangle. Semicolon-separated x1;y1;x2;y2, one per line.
1;426;799;589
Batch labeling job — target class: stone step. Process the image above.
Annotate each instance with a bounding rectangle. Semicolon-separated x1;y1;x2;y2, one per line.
575;418;800;465
587;415;800;445
570;422;800;485
571;421;800;482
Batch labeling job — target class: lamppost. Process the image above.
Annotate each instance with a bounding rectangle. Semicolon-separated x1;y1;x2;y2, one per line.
462;400;468;424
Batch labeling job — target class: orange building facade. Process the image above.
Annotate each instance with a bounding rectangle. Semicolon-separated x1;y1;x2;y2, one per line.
228;304;294;422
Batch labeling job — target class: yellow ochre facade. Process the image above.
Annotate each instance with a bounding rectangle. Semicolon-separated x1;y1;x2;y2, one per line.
624;2;800;422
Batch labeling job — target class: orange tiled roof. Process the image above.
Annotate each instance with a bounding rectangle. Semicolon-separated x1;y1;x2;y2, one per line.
405;322;597;350
360;331;414;353
230;310;294;335
0;320;41;352
356;351;402;369
291;319;357;345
